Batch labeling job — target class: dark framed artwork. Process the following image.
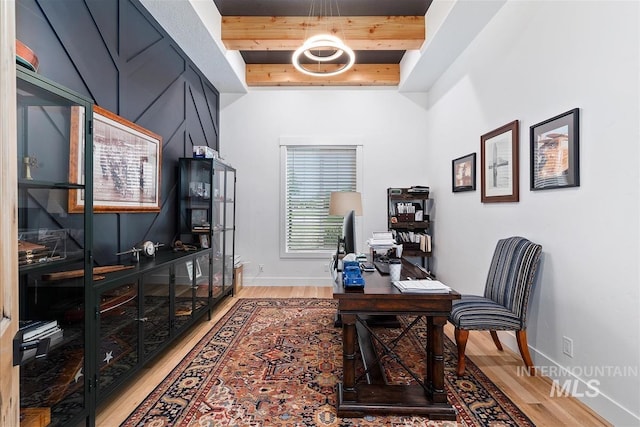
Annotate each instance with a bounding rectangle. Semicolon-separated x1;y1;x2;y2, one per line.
530;108;580;190
69;105;162;213
480;120;519;203
452;153;476;192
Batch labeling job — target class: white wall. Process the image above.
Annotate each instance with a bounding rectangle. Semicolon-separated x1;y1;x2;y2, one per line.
221;89;430;285
220;1;639;424
425;1;639;425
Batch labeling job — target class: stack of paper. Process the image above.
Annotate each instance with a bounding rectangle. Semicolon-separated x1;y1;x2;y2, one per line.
393;279;451;293
367;231;395;249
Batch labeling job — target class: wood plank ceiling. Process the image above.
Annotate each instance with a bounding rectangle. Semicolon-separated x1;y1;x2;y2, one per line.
214;0;432;87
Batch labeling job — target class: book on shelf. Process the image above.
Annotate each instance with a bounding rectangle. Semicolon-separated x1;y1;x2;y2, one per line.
20;320;58;341
419;234;432;253
391;231;431;253
19;320;64;363
393;279;450;293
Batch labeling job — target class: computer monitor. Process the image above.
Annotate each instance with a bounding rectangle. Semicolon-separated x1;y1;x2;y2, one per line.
333;209;357;273
342;209;356;255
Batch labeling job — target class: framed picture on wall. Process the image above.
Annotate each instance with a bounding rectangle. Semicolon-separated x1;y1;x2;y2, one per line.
480;120;519;203
530;108;580;190
69;105;162;213
452;153;476;192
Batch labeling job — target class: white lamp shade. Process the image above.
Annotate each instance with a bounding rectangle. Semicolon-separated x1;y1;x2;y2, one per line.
329;191;362;216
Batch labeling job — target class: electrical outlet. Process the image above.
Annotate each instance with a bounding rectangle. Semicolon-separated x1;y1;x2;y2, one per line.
258;264;264;273
562;336;574;357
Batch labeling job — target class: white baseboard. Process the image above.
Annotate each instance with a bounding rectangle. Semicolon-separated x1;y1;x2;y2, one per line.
246;275;334;287
497;331;639;426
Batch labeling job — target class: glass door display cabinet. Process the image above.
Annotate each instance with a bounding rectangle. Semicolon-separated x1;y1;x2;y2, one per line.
14;67;94;426
141;264;171;358
171;259;192;333
212;160;236;300
173;251;212;331
178;158;235;303
177;158;213;249
92;249;212;404
94;280;139;400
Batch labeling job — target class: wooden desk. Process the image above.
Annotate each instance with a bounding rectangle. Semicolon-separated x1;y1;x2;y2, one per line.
333;260;460;419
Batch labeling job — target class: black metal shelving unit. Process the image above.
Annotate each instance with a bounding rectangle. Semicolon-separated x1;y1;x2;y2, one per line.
15;66;94;427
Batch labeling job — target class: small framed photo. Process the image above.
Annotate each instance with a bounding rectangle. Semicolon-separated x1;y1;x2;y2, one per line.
199;234;209;249
530;108;580;190
195;259;203;279
452;153;476;192
481;120;519;203
185;260;203;281
186;260;194;281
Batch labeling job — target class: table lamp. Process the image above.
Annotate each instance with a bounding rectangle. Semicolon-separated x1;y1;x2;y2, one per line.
329;191;363;217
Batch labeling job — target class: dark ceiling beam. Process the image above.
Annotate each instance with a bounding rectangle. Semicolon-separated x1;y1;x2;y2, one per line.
222;16;425;51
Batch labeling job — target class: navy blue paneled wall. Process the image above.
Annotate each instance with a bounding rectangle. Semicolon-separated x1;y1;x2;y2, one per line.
17;0;220;263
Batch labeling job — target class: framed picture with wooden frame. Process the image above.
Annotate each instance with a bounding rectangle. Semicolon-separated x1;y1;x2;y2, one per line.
452;153;476;192
69;105;162;213
480;120;519;203
530;108;580;190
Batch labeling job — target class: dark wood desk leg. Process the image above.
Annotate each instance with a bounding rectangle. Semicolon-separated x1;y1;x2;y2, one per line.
341;313;357;402
426;315;448;404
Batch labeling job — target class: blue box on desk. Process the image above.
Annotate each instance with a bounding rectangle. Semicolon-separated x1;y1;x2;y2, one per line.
342;261;365;288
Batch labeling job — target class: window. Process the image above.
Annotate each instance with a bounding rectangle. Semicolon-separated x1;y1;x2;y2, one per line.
280;138;361;258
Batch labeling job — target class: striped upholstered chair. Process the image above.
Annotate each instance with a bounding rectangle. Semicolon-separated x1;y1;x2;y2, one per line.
449;236;542;377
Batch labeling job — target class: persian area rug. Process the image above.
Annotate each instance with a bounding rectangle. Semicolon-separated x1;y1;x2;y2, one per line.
122;299;534;427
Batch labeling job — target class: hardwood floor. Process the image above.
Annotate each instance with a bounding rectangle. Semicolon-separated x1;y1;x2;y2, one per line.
97;286;610;426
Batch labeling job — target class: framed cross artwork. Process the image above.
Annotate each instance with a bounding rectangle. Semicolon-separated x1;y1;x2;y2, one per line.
480;120;519;203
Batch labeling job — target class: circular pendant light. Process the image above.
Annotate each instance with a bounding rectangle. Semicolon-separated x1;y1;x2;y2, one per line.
292;34;356;77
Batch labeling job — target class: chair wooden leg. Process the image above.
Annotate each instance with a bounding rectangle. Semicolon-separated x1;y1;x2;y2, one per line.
516;329;535;376
489;330;503;351
454;328;469;376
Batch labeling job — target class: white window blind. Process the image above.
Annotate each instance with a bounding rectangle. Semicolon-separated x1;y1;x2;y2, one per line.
284;145;357;254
